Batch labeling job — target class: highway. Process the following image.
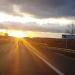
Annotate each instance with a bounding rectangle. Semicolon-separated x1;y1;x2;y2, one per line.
0;38;75;75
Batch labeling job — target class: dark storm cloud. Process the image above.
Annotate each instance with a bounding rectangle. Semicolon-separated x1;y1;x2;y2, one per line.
0;0;75;18
4;0;75;18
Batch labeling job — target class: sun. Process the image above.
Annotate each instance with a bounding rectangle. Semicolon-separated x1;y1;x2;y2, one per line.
8;31;27;38
0;29;35;38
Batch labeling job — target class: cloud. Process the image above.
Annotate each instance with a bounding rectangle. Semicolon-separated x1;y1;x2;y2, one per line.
0;0;75;18
8;0;75;18
0;22;67;33
0;0;75;33
0;11;74;33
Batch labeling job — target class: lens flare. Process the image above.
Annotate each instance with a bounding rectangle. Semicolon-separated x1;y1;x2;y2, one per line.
8;31;26;38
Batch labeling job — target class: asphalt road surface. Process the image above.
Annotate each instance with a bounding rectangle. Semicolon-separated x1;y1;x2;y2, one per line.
0;38;75;75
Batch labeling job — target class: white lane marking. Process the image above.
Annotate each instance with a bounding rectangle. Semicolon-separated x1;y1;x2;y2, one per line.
36;53;64;75
22;40;64;75
31;49;64;75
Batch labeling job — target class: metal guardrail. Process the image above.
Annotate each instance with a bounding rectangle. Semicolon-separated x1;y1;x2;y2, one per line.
39;43;75;53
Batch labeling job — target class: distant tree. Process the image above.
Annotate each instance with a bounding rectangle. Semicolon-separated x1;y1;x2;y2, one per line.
5;33;8;36
66;24;75;35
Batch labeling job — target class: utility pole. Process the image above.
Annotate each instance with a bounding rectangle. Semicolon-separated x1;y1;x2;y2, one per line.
66;23;75;49
71;24;74;35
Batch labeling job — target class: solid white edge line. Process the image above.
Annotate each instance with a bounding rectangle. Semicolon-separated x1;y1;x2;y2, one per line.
32;49;64;75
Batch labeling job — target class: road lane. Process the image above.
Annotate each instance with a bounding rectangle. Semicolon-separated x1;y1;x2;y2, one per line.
0;39;58;75
21;39;64;75
29;41;75;75
0;38;75;75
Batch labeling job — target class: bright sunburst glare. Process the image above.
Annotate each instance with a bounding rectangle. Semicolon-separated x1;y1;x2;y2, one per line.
8;31;27;38
0;29;36;38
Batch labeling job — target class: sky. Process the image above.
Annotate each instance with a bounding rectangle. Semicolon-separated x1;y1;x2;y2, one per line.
0;0;75;18
0;0;75;36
